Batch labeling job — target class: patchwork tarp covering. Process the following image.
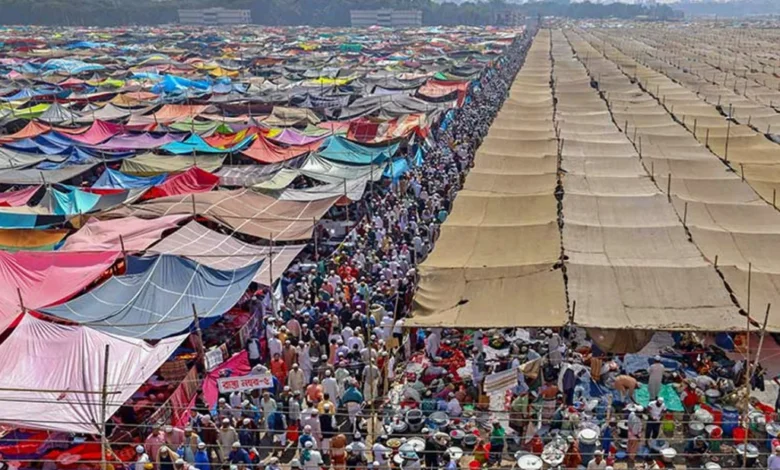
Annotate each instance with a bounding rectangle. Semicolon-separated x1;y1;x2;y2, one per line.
106;189;337;241
0;315;185;434
149;221;306;285
41;254;261;339
410;33;568;328
0;251;119;334
59;215;187;252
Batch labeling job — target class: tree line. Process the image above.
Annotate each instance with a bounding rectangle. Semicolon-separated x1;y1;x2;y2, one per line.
0;0;679;27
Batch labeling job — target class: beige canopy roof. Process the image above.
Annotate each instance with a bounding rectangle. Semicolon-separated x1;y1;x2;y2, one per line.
569;28;780;330
409;30;568;328
104;189;336;241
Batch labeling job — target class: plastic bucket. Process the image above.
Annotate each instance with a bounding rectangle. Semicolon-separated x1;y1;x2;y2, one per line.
722;407;740;437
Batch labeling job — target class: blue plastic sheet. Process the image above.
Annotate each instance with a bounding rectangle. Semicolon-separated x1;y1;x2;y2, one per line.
41;254;262;339
93;168;167;189
318;136;398;164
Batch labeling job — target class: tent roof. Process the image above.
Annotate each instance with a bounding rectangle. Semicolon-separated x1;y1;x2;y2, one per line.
149;221;305;286
0;315;184;434
40;254;260;339
105;188;336;241
0;250;119;334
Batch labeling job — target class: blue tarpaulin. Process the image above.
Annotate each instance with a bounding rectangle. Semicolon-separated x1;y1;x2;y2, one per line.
93;168;167;189
48;187;101;215
318;136;398;164
41;254;262;339
152;75;212;94
161;134;252;155
383;157;409;182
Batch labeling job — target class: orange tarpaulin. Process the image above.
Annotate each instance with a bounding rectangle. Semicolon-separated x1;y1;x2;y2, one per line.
240;135;322;164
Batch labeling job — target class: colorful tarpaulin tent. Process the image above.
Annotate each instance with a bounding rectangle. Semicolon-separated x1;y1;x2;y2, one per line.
121;154;224;176
161;134;252;155
41;254;261;339
105;189;337;241
0;314;185;433
240;135;321;164
0;250;119;334
92;168;167;190
0;228;68;251
0;185;41;206
149;221;306;286
63;120;122;146
143;167;219;199
317;136;398;164
59;215;187;252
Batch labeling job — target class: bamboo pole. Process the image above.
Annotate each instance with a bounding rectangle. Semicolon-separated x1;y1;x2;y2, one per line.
100;344;110;470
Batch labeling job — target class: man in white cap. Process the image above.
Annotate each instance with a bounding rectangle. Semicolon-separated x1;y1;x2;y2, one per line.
217;419;237;462
647;356;665;401
425;328;441;359
768;446;780;470
587;450;607;470
194;442;210;470
646;397;666;441
289;363;306;394
301;440;323;470
135;445;150;470
322;370;339;402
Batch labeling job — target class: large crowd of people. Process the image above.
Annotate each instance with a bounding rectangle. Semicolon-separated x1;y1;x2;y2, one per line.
133;25;537;470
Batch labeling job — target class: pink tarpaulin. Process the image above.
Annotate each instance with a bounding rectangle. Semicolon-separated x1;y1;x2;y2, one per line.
203;351;250;408
0;185;41;207
241;135;321;164
59;215;187;252
0;251;119;334
143;167;220;200
65;120;123;146
0;315;185;433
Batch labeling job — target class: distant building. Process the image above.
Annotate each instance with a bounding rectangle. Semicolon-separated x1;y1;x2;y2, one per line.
350;10;422;28
178;8;251;25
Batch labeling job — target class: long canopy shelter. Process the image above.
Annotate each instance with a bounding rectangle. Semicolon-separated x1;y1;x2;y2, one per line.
409;32;568;329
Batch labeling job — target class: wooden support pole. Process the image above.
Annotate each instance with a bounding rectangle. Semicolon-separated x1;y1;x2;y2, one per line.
683;202;688;227
100;344;110;470
667;173;672;202
313;217;319;261
17;288;25;313
192;304;206;370
191;194;197;217
119;235;127;259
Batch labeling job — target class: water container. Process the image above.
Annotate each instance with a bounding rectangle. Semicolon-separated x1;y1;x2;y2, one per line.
722;406;740;437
